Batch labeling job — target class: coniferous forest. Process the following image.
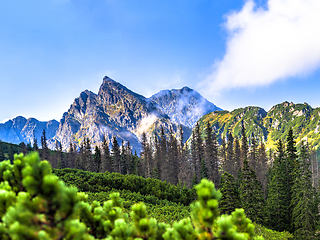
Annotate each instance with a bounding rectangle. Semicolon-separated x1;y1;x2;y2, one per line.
0;122;319;239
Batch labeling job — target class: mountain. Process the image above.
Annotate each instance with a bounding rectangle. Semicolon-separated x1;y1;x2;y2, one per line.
52;77;202;152
150;87;222;128
193;101;320;150
0;116;59;145
0;77;222;152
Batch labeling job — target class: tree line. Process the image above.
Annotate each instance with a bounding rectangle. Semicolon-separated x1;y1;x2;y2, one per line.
1;122;319;238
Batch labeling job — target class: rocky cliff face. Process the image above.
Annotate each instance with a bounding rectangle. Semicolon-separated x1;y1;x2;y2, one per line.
0;116;59;145
53;77;173;152
150;87;222;128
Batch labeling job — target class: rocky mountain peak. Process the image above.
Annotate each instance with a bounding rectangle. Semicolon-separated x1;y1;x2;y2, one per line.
150;87;222;128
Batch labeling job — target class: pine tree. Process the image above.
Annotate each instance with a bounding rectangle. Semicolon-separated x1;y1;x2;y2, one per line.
239;158;266;225
257;142;268;193
285;128;297;232
291;141;318;239
40;129;49;160
240;122;248;168
83;138;94;171
266;140;288;231
68;142;76;168
167;128;179;185
219;172;242;215
141;133;151;178
248;133;257;172
94;146;102;172
204;121;219;186
0;141;4;162
111;136;121;173
120;141;128;175
233;137;241;179
160;126;168;181
225;132;234;175
125;142;134;175
33;130;39;152
100;135;112;173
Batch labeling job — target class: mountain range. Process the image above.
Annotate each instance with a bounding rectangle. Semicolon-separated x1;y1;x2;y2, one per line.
0;77;221;152
195;101;320;150
2;77;319;152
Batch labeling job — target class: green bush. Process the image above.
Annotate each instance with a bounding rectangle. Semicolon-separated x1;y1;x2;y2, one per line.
0;152;266;239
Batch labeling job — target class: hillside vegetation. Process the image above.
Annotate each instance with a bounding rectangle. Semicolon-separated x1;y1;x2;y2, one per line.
196;101;320;150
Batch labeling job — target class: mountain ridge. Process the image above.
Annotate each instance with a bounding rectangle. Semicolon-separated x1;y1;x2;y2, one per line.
0;76;221;153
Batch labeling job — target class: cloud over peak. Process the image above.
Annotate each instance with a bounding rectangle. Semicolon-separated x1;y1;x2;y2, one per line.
202;0;320;92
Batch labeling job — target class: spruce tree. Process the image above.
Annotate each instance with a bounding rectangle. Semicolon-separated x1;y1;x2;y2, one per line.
291;142;318;239
240;121;248;168
168;128;179;185
285;128;297;232
257;142;268;193
160;126;167;181
239;158;266;225
111;136;121;173
100;135;112;173
219;172;242;215
33;130;39;152
225;132;234;175
40;129;49;160
266;140;288;231
233;137;241;179
94;146;102;172
0;141;5;162
248;133;257;172
68;142;76;168
204;121;219;186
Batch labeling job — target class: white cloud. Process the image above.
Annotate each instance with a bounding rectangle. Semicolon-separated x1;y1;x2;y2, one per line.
135;114;158;135
201;0;320;92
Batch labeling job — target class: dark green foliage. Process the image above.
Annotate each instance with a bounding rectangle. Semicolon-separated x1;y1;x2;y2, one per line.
291;142;318;239
239;158;266;225
94;145;101;172
266;140;288;231
111;136;120;173
219;172;242;215
204;121;219;186
53;168;195;206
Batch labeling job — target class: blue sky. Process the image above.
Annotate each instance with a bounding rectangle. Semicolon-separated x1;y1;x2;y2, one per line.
1;0;320;123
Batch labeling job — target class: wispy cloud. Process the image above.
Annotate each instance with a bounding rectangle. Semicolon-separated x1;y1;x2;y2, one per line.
201;0;320;93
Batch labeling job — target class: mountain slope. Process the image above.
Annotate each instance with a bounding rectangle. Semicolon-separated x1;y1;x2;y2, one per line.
0;116;59;145
194;101;320;149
